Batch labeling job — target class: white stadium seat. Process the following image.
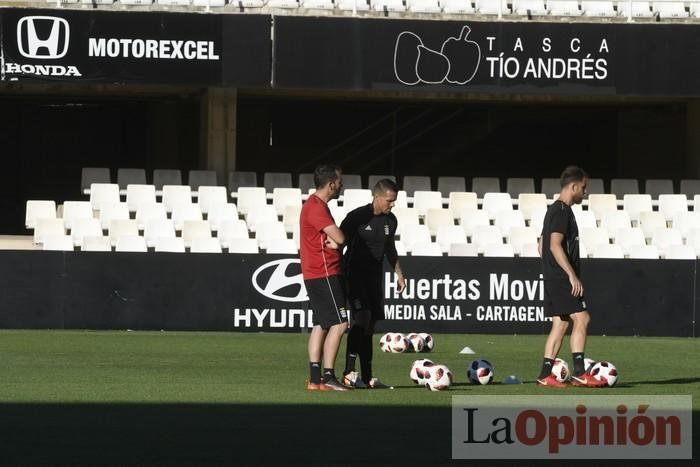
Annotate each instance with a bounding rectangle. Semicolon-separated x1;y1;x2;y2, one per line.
371;0;406;11
520;242;540;258
612;227;646;256
581;1;616;16
197;186;228;215
658;194;688;222
573;210;597;230
171;203;203;231
618;1;654;17
43;235;75;251
329;206;347;226
190;237;223;254
442;0;476;13
580;227;610;252
436;225;467;253
507;226;538;256
512;0;548;15
471;225;503;253
407;0;442;13
591;244;624;259
267;0;299;7
638;211;667;239
482;193;513;220
115;235;148;253
411;242;443;256
517;193;547;224
460;209;490;238
394;240;408;256
302;0;335;8
600;211;631;238
495;210;525;233
247;205;279;233
413;191;443;217
671;211;700;239
342;189;372;212
109;219;139;247
227;238;259;254
393;208;420;237
71;218;103;247
192;0;226;6
26;200;57;229
144;219;176;248
483;243;515;258
182;220;212;248
448;243;478;257
651;227;683;257
283;205;302;234
530;208;547;232
81;236;112;252
665;245;696;260
34;218;65;245
265;239;298;254
476;0;511;14
425;208;455;236
89;183;120;211
162;186;193;213
235;187;267;217
126;184;156;213
154;237;186;253
401;225;431;253
628;245;660;259
99;202;130;230
272;188;302;217
548;0;581;15
587;194;617;222
653;2;689;18
255;221;287;250
449;192;478;223
337;0;371;11
623;194;652;225
685;228;700;255
62;201;93;230
208;203;239;232
136;203;167;231
218;219;250;248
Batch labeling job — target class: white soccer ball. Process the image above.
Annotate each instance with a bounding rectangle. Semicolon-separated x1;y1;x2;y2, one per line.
590;361;618;387
409;359;434;385
467;359;494;385
424;364;452;391
390;333;410;353
584;358;597;373
551;358;570;383
419;333;434;352
379;333;395;353
407;333;425;353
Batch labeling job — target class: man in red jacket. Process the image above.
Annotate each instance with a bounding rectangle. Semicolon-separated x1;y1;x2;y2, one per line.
300;164;348;391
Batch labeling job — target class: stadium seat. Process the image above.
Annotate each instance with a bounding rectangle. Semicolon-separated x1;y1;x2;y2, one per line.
342;174;363;192
267;0;300;7
671;211;700;239
26;200;57;229
520;242;540;258
298;173;314;193
81;168;111;193
401;225;431;253
403;176;432;196
573;210;597;229
540;178;561;196
117;169;147;191
548;0;581;15
394;240;407;256
115;235;147;253
330;206;348;225
425;208;455;236
441;0;476;13
638;211;667;239
182;220;212;248
99;202;130;230
192;0;226;6
483;243;515;258
448;192;478;223
153;170;182;191
622;194;653;225
495;210;525;233
255;221;287;250
197;186;228;215
517;193;547;224
600;210;631;237
482;193;513;220
155;237;186;253
236;0;265;6
218;219;250;248
651;227;683;257
263;172;293;192
512;0;548;15
144;219;176;248
207;203;238;232
228;238;259;254
587;194;617;221
411;242;443;256
472;225;504;253
580;227;610;252
371;0;406;11
695;194;700;212
591;244;624;259
653;1;689;17
437;177;466;197
265;238;298;254
172;204;203;231
235;187;267;216
506;178;535;198
471;177;501;197
436;225;467;253
586;178;605;195
109;220;139;247
337;0;372;10
628;244;660;259
507;226;538;255
530;208;547;231
272;188;302;217
126;184;156;213
413;191;443;217
62;201;94;230
395;190;408;209
162;185;193;213
301;0;335;9
618;1;654;17
612;227;646;256
581;0;616;16
229;171;258;193
89;183;120;211
283;205;302;234
367;175;396;189
34;218;65;245
476;0;511;14
448;243;478;257
81;236;112;252
685;228;700;255
459;209;490;238
188;170;218;191
246;205;278;233
342;189;372;212
121;0;154;5
190;237;223;254
610;178;640;197
393;207;420;237
135;203;167;230
407;0;442;12
680;179;700;197
658;194;688;222
43;235;75;251
644;179;674;198
665;245;696;260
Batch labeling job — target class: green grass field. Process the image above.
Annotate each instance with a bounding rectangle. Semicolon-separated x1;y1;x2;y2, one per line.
0;330;697;466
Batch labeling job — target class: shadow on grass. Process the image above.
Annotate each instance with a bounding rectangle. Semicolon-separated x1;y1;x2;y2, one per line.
622;377;700;385
0;404;696;466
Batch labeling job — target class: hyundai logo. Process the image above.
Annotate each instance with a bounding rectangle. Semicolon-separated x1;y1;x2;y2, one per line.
17;16;70;60
252;259;308;303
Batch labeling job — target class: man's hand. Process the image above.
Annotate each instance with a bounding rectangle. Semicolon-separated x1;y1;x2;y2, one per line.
325;237;340;250
569;274;584;297
396;273;407;294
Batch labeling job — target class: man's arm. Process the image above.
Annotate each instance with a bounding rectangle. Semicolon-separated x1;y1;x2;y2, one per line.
386;232;406;293
323;224;345;247
549;232;583;297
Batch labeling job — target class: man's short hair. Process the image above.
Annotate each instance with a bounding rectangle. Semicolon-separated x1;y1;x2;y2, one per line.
372;178;398;195
560;166;589;188
313;164;341;189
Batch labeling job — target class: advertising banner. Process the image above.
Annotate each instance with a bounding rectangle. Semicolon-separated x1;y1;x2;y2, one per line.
273;16;700;96
0;251;694;336
0;8;270;86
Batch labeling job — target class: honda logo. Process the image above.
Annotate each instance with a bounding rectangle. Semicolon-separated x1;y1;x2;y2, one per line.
17;16;70;60
252;259;308;303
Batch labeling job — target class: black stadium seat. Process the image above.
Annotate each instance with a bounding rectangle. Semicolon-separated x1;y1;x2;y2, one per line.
586;178;605;194
437;176;466;196
342;174;362;192
81;167;111;193
610;178;640;197
644;179;674;198
367;175;396;190
117;168;147;190
506;177;535;197
680;179;700;197
263;172;292;192
402;176;432;196
540;178;561;195
298;173;314;192
470;177;500;197
153;169;183;190
188;170;218;190
228;171;258;192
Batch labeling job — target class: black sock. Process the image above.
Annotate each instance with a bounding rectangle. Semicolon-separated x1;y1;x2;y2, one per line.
323;368;336;382
309;362;321;384
344;325;362;374
539;358;555;379
572;352;585;376
360;334;374;383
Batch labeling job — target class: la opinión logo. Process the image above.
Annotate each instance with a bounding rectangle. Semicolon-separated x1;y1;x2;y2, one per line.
393;26;481;86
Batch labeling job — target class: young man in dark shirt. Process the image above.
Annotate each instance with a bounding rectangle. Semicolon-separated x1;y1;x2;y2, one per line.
537;166;606;388
340;179;406;389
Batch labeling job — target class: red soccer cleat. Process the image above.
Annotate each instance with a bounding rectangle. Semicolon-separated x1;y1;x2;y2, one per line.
536;374;567;388
571;372;607;388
